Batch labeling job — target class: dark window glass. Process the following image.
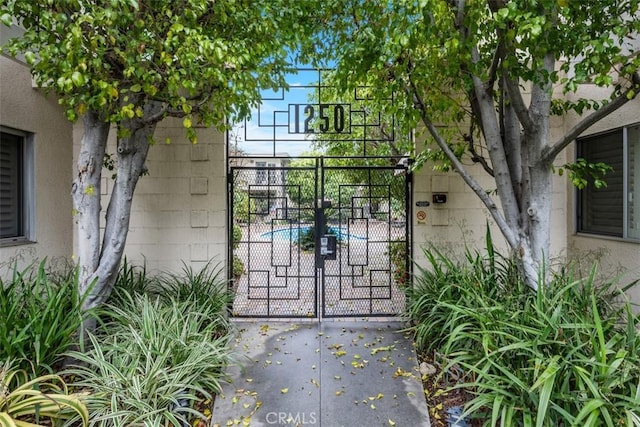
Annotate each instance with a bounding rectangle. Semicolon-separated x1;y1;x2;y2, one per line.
0;131;24;239
577;130;623;237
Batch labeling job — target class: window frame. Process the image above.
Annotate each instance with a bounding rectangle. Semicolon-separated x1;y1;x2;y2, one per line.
0;127;35;246
575;122;640;242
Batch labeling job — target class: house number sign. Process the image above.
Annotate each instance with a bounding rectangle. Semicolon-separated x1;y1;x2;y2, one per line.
289;103;350;134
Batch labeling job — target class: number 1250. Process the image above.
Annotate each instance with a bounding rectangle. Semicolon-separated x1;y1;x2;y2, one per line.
290;104;349;134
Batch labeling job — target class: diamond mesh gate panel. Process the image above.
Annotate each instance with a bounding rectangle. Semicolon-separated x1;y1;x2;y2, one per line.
230;164;409;318
321;166;408;317
231;167;318;317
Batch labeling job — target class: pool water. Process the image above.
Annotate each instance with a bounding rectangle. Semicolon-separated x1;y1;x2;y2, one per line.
260;226;366;241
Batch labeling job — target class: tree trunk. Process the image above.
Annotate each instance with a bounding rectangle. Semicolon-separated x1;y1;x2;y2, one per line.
72;111;110;300
74;102;162;338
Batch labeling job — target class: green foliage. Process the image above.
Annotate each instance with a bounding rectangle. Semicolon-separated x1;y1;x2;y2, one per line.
66;263;233;427
108;257;157;299
0;359;89;426
297;225;342;252
307;0;640;177
0;260;89;377
387;241;409;286
555;158;614;189
232;224;242;250
233;189;256;224
109;261;230;332
285;156;318;211
1;1;318;128
407;236;640;426
156;262;231;331
232;255;245;281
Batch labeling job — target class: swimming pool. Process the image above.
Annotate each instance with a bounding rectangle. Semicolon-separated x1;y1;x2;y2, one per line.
260;226;367;241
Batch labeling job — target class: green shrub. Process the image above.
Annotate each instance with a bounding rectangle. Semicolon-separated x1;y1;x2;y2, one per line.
297;225;342;251
0;260;88;377
66;263;233;426
233;223;242;250
0;359;89;426
233;189;255;223
109;257;157;298
109;261;231;331
388;241;409;286
232;254;245;280
407;228;640;426
156;262;231;331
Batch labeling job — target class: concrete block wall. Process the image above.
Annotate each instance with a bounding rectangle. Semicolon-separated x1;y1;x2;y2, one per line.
411;146;568;271
122;119;227;273
74;117;227;276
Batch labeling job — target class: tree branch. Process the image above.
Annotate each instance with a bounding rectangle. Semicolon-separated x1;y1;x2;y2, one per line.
406;78;517;248
469;45;521;226
504;76;535;131
487;44;503;90
543;82;639;162
465;124;494;176
142;92;214;125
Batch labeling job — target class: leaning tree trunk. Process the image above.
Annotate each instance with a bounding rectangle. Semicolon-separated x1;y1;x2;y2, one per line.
73;102;162;337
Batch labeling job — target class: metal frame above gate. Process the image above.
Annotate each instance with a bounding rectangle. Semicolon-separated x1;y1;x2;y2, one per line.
227;68;400;160
227;68;412;319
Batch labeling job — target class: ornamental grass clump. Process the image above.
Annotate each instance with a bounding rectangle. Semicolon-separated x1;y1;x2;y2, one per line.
0;359;89;426
66;262;233;427
0;260;87;378
406;229;640;426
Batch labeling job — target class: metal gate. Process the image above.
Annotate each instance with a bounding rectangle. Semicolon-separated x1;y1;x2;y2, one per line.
229;158;410;318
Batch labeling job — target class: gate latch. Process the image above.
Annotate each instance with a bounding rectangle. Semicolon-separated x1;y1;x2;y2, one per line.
320;235;337;260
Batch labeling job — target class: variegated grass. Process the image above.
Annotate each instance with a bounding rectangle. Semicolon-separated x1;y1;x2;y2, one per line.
66;262;233;427
0;359;89;426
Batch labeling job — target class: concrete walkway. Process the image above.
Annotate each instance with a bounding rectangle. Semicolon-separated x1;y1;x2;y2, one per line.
212;321;430;427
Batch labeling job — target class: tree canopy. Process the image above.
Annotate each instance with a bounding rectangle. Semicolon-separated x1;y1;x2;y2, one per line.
306;0;640;287
2;0;315;135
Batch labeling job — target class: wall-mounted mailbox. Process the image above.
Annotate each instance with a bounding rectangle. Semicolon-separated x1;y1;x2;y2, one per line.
320;235;337;260
432;194;447;204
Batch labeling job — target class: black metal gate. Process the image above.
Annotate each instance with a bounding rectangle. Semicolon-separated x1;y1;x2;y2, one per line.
229;158;410;318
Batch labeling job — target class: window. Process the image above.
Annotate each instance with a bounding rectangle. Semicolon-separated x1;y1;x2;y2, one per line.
0;128;33;244
255;161;266;184
267;163;277;184
576;124;640;240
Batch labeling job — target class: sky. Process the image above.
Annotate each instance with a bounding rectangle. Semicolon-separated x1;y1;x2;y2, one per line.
230;68;324;157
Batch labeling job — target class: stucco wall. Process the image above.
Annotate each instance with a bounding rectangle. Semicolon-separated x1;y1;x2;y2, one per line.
74;119;227;275
0;55;73;273
564;86;640;305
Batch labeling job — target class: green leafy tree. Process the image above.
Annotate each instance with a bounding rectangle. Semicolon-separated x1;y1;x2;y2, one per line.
308;77;411;212
285;156;318;214
1;1;315;322
309;0;640;288
285;154;363;223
